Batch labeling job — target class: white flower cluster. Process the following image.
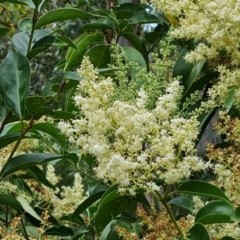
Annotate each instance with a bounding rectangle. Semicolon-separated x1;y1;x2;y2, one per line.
147;0;240;65
58;57;209;195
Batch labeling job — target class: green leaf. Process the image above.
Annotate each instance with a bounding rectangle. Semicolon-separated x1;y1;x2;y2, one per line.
65;87;78;113
195;200;234;224
0;153;62;178
225;87;235;111
114;3;144;19
28;166;56;189
17;196;41;220
0;24;11;38
183;72;219;99
221;237;236;240
12;32;29;55
85;45;111;68
168;196;193;212
177;181;232;205
71;230;89;240
129;10;162;25
26;96;52;115
18;17;32;32
53;111;76;120
121;32;147;56
71;191;105;220
35;8;97;29
82;18;115;31
44;226;74;236
0;194;22;207
0;132;32;149
121;46;147;80
64;32;104;71
99;220;119;240
64;71;83;81
173;48;193;80
31;122;66;146
60;214;84;225
88;180;108;196
26;226;39;238
116;20;134;34
56;36;78;49
27;35;57;60
144;31;165;44
0;48;30;119
183;61;205;95
95;197;134;233
187;223;210;240
0;0;35;8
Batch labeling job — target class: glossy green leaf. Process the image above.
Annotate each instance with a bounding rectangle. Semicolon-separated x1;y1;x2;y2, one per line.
13;178;33;197
56;36;77;49
0;100;8;125
96;197;135;233
44;226;74;236
183;61;205;95
0;153;62;178
85;45;111;68
0;132;32;149
71;191;105;220
225;87;235;111
60;214;84;226
65;87;78;113
0;24;11;38
177;181;231;205
27;35;56;60
12;32;29;55
28;166;56;189
173;48;193;80
221;237;236;240
121;46;147;80
26;226;39;238
33;30;51;42
18;17;32;32
129;10;162;25
0;194;22;207
94;9;116;22
31;122;66;146
53;110;76;120
0;48;30;119
114;3;144;19
195;200;235;224
0;0;35;8
64;32;104;71
99;220;119;240
88;180;108;196
121;32;147;56
82;18;115;31
35;8;97;29
183;72;219;99
50;80;78;93
26;96;52;115
168;196;193;212
144;31;165;44
187;223;210;240
64;71;82;81
42;74;64;96
116;20;134;34
17;196;41;220
71;230;89;240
